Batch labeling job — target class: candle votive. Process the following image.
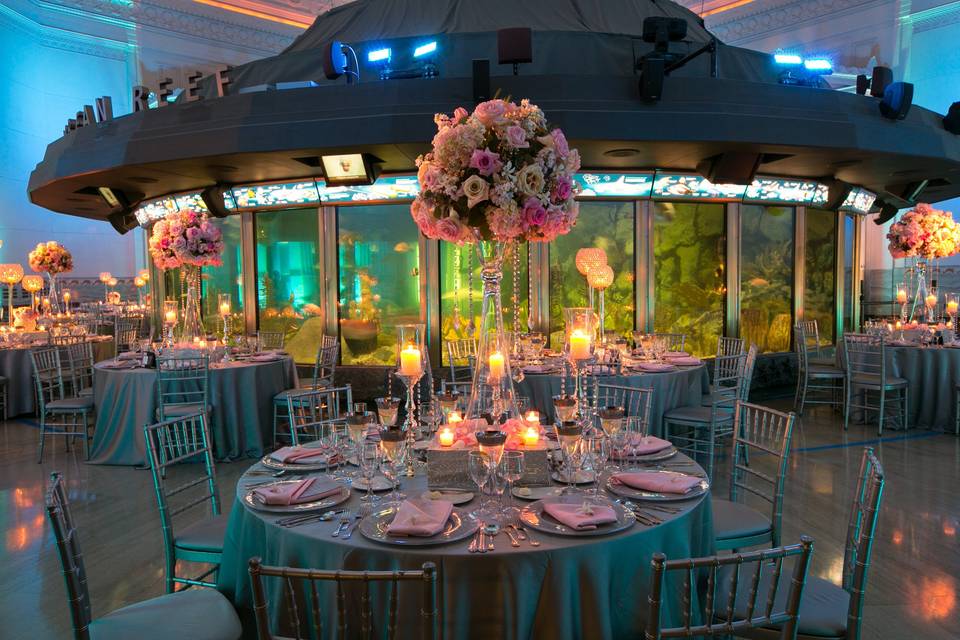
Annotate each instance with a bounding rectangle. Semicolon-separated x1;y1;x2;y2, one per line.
438;428;455;447
522;426;540;447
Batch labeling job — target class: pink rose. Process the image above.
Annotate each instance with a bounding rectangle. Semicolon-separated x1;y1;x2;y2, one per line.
435;216;464;243
469;148;502;177
553;176;573;202
551;129;569;156
505;125;529;148
453;107;469;122
522;198;547;227
473;99;507;126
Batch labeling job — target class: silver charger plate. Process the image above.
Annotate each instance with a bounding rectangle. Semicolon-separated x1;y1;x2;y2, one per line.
420;488;474;505
520;497;635;537
243;481;350;513
512;485;565;501
359;506;479;546
605;471;710;502
610;445;679;463
551;469;596;485
260;446;344;472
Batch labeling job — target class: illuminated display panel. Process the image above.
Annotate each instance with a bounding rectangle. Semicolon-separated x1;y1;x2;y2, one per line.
841;187;876;214
230;181;320;209
743;177;825;205
652;174;747;200
134;197;178;225
574;173;653;198
174;192;209;213
317;175;420;203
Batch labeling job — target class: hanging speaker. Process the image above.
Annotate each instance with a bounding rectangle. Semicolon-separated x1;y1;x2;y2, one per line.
497;28;532;66
696;152;762;185
201;185;232;218
870;66;893;98
108;209;139;235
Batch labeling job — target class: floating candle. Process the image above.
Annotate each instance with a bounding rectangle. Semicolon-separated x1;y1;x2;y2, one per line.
399;344;422;377
438;428;455;447
569;329;592;360
488;351;506;381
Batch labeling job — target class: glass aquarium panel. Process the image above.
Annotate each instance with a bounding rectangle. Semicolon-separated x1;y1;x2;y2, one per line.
233;182;321;209
439;242;528;365
803;209;837;345
255;208;323;364
844;215;855;331
317;175;420;204
744;178;827;205
548;202;635;347
337;204;421;365
841;187;876;214
740;205;795;353
135;197;179;225
653;173;746;200
653;202;726;357
574;173;654;198
202;216;243;338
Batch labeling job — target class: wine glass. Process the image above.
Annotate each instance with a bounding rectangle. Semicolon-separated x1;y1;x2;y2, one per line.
358;441;381;503
621;416;646;471
468;451;492;510
582;433;609;497
378;430;407;504
554;421;583;494
530;333;545;363
376;397;400;427
500;450;525;516
552;394;579;424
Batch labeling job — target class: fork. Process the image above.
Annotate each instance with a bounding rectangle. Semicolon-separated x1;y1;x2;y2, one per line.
331;514;352;537
340;508;366;540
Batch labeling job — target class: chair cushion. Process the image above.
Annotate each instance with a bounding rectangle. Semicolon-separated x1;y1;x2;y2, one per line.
175;514;228;553
851;374;908;389
717;570;850;638
47;396;94;411
664;405;734;425
89;587;241;640
712;498;772;541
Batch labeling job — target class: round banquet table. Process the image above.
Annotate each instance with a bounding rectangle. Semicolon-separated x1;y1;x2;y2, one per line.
88;356;297;466
516;365;711;437
886;345;960;431
218;458;715;640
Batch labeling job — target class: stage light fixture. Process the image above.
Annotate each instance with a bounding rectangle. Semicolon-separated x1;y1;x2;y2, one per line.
774;53;802;66
803;59;832;74
879;81;914;120
108;209;139;235
944;101;960;134
367;48;391;63
200;185;232;218
875;201;900;225
413;41;437;58
636;16;711;102
322;40;359;83
870;66;893;98
856;74;870;95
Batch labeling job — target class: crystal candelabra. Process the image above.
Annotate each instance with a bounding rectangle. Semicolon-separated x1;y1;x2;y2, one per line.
218;293;232;343
0;264;24;327
396;324;425;477
575;248;607;311
896;285;908;324
99;272;112;303
588;264;614;344
162;300;177;347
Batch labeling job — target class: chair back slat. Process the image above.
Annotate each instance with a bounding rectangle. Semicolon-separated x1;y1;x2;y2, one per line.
646;538;814;640
310;335;340;389
741;344;758;402
45;472;93;640
446;338;478;382
797;319;821;357
65;342;95;392
843;448;885;640
731;401;796;546
31;346;66;409
717;336;745;358
287;385;353;446
594;382;653;430
249;558;439;640
258;330;285;350
843;333;886;380
156;354;210;419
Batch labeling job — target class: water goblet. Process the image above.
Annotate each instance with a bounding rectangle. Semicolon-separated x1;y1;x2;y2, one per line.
582;433;609;497
375;397;401;427
552;394;578;424
468;450;492;511
500;450;525;516
554;421;584;494
358;441;381;503
378;429;407;504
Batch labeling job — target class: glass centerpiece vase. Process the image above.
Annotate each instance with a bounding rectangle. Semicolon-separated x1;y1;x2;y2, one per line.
464;241;521;424
395;323;425;477
180;265;203;343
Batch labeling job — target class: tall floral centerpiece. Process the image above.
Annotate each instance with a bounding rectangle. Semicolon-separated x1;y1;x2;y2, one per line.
886;203;960;323
28;241;73;314
148;209;223;342
411;98;580;421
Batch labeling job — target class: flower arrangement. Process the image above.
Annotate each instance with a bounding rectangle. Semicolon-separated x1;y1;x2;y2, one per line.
411;98;580;244
886;203;960;260
28;241;73;274
148;209;224;269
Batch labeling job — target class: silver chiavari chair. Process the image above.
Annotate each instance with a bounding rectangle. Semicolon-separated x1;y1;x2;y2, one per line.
45;472;242;640
796;318;834;366
441;379;494;415
257;330;285;350
794;324;845;415
286;385;353;445
144;413;227;593
634;332;687;353
717;336;745;358
664;350;749;481
718;449;884;640
64;341;95;398
30;346;95;463
273;335;340;445
645;537;814;640
156;354;211;422
713;401;796;551
115;314;141;353
248;558;439;640
51;333;85;396
446;338;478;382
842;333;908;434
593;382;654;424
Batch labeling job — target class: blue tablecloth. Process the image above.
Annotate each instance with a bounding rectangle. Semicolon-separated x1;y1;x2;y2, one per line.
888;346;960;431
89;357;297;465
516;366;711;437
218;460;714;640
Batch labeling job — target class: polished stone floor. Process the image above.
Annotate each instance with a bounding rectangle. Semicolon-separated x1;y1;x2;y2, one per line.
1;401;957;639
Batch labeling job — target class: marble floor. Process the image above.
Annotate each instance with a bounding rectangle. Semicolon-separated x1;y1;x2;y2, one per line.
1;401;957;639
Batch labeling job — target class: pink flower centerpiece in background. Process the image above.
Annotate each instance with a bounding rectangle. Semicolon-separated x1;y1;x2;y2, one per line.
28;241;73;313
886;203;960;260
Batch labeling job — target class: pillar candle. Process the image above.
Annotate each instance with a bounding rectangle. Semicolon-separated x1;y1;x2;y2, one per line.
399;344;422;377
569;329;592;360
219;302;231;316
438;428;455;447
925;294;937;309
488;351;506;381
447;411;462;425
523;426;540;447
164;310;177;324
896;289;907;304
525;410;540;427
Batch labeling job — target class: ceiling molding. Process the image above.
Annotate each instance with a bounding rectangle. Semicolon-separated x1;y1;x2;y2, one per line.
702;0;890;45
0;1;133;61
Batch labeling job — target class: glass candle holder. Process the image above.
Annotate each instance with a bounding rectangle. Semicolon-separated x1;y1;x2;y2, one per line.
395;323;425;476
564;307;596;425
218;293;232;341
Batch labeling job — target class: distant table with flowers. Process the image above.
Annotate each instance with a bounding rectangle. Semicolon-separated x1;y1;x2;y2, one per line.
88;353;297;465
885;343;960;431
218;454;714;640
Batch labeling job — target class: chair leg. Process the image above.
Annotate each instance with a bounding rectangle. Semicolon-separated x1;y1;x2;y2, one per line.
82;411;90;460
793;371;803;411
843;381;851;431
37;414;46;464
798;375;809;415
903;388;909;432
165;552;176;594
877;390;885;436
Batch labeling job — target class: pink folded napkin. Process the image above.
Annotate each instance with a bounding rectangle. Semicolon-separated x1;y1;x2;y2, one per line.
386;499;454;537
542;501;618;530
637;362;674;372
251;478;341;505
667;356;702;366
270;445;338;464
611;471;702;494
613;435;672;458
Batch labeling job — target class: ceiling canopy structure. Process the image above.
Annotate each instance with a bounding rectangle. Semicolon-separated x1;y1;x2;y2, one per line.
28;0;960;222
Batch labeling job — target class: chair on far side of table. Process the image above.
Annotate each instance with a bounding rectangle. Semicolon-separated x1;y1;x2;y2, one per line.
842;333;908;435
794;324;845;415
248;557;439;640
144;413;227;594
272;335;339;446
46;471;241;640
156;354;211;422
257;330;285;350
31;345;95;463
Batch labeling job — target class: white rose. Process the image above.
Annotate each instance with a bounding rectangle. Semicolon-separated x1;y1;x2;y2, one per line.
516;164;545;198
463;174;490;209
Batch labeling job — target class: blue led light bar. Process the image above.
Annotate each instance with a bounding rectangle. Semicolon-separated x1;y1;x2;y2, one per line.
367;48;391;63
413;41;437;58
803;58;832;73
774;53;803;66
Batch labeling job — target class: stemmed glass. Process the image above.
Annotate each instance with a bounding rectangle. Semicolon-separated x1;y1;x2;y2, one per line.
376;397;401;427
358;441;382;503
554;421;584;494
500;450;525;517
622;416;646;471
468;450;492;510
378;429;407;504
552;394;579;424
582;433;609;497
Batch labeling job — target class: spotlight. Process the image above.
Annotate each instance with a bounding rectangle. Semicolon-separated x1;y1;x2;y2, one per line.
944;101;960;134
870;66;893;98
879;81;914;120
108;209;139;235
367;48;391;63
323;40;359;83
320;153;382;187
875;201;900;225
803;59;833;74
98;187;130;210
200;185;231;218
821;179;855;210
413;41;437;58
774;53;803;66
